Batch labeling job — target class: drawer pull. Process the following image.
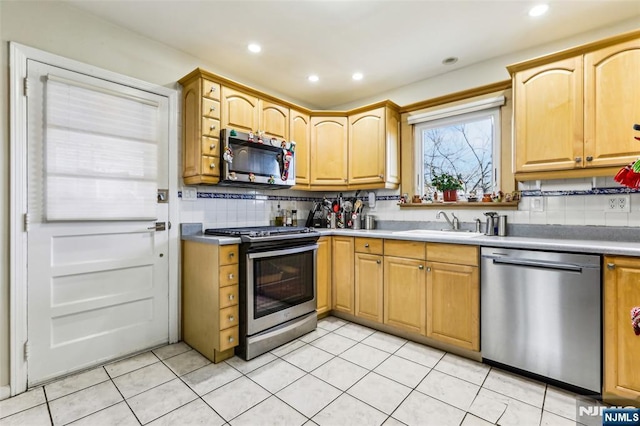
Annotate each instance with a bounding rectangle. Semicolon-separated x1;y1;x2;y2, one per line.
210;106;216;111
364;243;369;248
209;163;215;169
210;86;217;93
228;273;235;280
229;252;235;258
378;174;384;179
228;294;235;301
607;263;616;270
228;315;235;322
210;125;216;131
575;157;582;163
228;336;234;343
210;143;216;150
586;156;593;162
376;260;381;264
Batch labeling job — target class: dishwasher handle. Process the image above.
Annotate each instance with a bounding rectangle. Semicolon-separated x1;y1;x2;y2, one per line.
491;257;583;273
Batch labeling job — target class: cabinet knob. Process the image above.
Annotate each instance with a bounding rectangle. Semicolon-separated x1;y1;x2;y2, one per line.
228;294;235;301
376;260;381;264
210;106;216;111
344;178;348;182
364;243;369;248
229;252;235;258
228;315;234;322
228;273;234;280
210;144;216;150
575;157;582;163
209;163;215;169
607;263;616;270
586;156;593;162
378;175;384;179
427;267;431;272
418;265;424;270
210;125;216;131
228;336;234;343
210;86;217;93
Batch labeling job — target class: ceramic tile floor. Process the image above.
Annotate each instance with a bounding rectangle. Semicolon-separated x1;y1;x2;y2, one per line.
0;316;601;426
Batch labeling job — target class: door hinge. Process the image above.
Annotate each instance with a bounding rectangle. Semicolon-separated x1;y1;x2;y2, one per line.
23;340;30;361
23;77;29;97
23;213;30;232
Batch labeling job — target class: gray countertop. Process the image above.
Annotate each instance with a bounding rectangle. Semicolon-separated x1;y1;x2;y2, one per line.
181;224;640;257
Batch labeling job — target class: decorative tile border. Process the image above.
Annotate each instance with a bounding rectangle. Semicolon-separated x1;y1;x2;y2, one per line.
522;187;640;197
177;190;321;202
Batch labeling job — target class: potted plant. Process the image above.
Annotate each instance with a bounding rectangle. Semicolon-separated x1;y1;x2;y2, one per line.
430;171;463;202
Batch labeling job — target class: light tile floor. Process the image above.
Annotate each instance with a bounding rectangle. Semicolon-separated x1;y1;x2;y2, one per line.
0;316;601;426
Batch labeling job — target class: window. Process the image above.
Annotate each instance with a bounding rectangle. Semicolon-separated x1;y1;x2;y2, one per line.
412;97;503;198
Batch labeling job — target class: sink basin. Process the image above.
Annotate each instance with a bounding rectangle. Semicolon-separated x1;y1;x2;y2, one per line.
391;229;484;239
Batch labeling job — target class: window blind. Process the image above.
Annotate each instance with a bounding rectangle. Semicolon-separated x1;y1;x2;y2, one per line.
45;75;159;221
407;96;505;125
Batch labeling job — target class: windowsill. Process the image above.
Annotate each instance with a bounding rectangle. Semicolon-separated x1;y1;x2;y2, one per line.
398;201;519;210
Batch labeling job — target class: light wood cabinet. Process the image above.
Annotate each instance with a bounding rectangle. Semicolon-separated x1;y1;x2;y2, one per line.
604;255;640;404
355;251;383;323
221;86;260;134
310;116;349;187
291;109;311;186
182;241;239;363
511;32;640;178
260;100;289;141
426;244;479;351
348;106;400;188
513;57;584;173
316;236;332;315
332;236;355;314
584;38;640;169
383;241;427;334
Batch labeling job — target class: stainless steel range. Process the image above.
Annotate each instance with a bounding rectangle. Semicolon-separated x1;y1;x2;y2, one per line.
204;226;320;360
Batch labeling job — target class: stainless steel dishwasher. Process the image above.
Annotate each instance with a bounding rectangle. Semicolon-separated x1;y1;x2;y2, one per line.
481;247;601;393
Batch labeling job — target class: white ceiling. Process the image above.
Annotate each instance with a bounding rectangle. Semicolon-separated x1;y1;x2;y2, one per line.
65;0;640;109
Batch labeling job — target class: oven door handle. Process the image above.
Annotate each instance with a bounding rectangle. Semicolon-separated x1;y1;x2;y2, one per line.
248;243;319;259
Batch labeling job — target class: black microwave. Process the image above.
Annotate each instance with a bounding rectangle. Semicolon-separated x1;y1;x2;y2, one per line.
219;129;296;189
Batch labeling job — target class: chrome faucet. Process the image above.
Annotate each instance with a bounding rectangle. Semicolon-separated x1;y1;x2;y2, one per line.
436;210;459;230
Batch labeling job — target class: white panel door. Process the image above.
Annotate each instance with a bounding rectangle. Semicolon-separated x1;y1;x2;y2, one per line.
26;60;170;385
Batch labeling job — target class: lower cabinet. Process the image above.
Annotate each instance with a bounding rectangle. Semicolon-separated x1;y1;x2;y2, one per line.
316;236;332;315
182;241;239;363
355;247;384;323
384;256;426;334
604;255;640;403
332;236;355;314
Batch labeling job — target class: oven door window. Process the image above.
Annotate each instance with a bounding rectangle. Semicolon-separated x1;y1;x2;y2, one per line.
253;249;314;319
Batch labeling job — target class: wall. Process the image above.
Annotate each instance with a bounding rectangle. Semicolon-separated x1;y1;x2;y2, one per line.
0;0;637;394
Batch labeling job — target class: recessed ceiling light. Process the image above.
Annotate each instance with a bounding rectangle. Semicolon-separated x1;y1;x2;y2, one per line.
247;43;261;53
352;72;363;81
442;57;458;65
308;75;319;82
528;4;549;17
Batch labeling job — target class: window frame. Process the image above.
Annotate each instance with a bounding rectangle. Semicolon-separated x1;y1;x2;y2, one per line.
414;107;501;197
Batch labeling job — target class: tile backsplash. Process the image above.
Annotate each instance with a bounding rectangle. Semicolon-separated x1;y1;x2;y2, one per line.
179;178;640;230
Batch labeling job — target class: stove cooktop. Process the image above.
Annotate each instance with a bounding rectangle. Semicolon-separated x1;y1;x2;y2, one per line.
204;226;316;238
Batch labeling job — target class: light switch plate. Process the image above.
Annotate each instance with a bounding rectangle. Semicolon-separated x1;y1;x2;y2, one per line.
182;187;197;201
530;197;544;212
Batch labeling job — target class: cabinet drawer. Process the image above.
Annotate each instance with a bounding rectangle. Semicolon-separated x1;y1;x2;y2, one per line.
219;305;239;330
384;240;426;260
355;238;383;255
219;264;239;287
426;243;478;266
202;117;221;138
202;136;219;156
219;285;239;309
201;156;220;177
218;326;239;351
202;98;221;119
219;245;239;266
202;79;220;100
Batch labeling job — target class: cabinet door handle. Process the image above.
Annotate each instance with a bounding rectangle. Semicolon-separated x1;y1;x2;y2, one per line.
228;273;235;280
228;336;234;343
228;315;234;322
575;157;582;163
376;260;381;264
228;294;235;301
607;263;615;270
418;265;424;270
364;243;369;248
586;156;593;162
427;267;431;272
378;174;384;179
229;252;235;258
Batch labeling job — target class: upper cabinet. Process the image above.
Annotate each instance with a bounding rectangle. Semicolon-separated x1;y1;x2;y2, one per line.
310;115;349;187
260;100;289;141
348;106;400;188
220;86;260;135
291;109;310;186
510;31;640;179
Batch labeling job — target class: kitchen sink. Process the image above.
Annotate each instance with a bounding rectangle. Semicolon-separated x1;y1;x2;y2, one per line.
391;229;484;239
